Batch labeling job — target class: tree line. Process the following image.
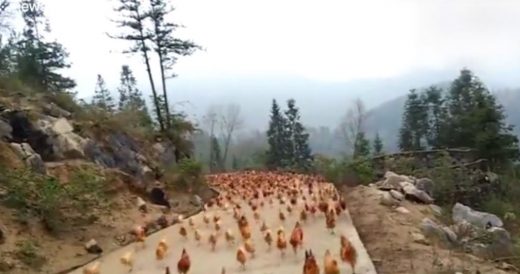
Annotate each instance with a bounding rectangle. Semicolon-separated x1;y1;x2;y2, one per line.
398;68;519;169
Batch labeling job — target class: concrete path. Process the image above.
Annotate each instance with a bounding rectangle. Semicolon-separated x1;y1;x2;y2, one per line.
70;182;376;274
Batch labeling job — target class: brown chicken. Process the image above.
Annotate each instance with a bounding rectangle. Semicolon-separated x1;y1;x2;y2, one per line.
326;209;336;234
215;220;221;232
264;229;273;250
237;247;247;270
133;225;146;247
177;248;191;274
209;232;218;251
203;213;211;225
277;228;288;257
303;250;319;274
120;251;134;270
290;221;304;254
324;249;340;274
260;220;268;232
165;266;170;274
340;235;357;272
225;229;235;245
300;209;308;222
180;225;188;239
238;217;251;240
156;239;168;260
279;210;286;222
194;229;202;244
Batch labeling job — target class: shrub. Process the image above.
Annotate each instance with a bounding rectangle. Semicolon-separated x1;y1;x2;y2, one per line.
14;240;46;269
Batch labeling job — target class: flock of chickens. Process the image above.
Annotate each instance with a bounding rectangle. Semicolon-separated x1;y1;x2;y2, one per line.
82;170;358;274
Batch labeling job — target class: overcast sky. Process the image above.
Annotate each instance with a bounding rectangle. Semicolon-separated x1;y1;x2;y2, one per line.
5;0;520;106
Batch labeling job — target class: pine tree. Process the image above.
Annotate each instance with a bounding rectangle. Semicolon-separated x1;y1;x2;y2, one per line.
442;68;519;167
398;89;428;151
16;0;75;91
423;86;446;148
117;65;152;126
284;99;313;170
149;0;199;129
373;132;383;155
111;0;164;131
353;131;370;158
92;74;115;112
209;135;222;172
265;99;288;169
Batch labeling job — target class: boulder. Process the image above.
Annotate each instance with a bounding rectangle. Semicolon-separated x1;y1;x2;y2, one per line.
136;197;147;213
411;232;430;245
429;204;443;216
0;119;12;140
380;191;400;207
486;227;514;258
37;117;86;159
415;178;434;197
84;239;103;254
420;218;458;247
156;215;169;229
389;190;404;201
452;203;503;229
42;103;72;118
395;206;410;214
10;143;45;174
400;181;434;204
377;171;412;191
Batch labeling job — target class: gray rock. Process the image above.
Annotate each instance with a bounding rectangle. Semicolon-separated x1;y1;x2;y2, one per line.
10;143;45;174
486;227;514;258
390;190;404;201
380;191;400;207
452;203;503;229
0;119;12;140
42;103;72;118
84;239;103;254
429;204;443;216
401;181;434;204
10;142;35;159
37;117;86;159
420;218;458;247
395;206;410;214
415;178;434;197
378;171;412;191
26;154;46;174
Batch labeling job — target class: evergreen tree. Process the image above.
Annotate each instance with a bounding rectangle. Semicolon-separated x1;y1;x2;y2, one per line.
284;99;313;170
209;135;222;172
442;69;519;167
398;89;428;151
16;0;75;91
373;132;383;155
353;131;370;158
92;74;115;112
265;99;288;169
423;86;446;148
111;0;164;131
117;65;152;126
149;0;199;129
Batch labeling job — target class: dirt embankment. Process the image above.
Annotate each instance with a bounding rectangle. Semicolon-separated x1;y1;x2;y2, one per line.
344;185;515;274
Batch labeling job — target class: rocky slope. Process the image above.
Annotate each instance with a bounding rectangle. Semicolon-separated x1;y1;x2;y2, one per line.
0;91;216;273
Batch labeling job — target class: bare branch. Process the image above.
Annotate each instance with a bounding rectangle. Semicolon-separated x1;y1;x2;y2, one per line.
337;98;368;154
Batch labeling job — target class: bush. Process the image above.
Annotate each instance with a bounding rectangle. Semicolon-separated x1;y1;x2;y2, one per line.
1;166;108;232
163;158;205;192
14;240;46;269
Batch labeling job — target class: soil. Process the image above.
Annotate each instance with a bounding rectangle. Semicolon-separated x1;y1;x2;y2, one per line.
0;161;205;274
343;185;517;274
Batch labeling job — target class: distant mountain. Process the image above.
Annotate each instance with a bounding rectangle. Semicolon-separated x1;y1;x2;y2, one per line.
364;88;520;152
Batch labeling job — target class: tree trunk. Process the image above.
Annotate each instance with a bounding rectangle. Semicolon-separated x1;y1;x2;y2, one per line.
157;50;171;129
138;35;164;131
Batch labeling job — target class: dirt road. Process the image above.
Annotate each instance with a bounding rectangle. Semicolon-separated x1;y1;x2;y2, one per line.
70;176;376;274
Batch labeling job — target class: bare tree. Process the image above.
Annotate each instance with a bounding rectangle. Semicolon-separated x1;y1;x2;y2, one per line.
218;103;243;168
337;98;368;154
202;105;219;169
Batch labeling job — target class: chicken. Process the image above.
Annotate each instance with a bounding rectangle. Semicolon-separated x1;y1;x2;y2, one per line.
158;238;168;252
340;235;357;272
156;243;167;260
221;267;226;274
279;210;286;222
133;225;146;246
225;229;235;245
180;225;188;239
244;238;256;258
194;229;202;244
165;266;170;274
303;250;319;274
253;210;261;222
83;262;100;274
300;209;308;222
236;247;247;270
203;213;211;225
209;232;218;251
177;248;191;274
213;215;221;224
286;205;293;214
188;218;195;227
324;249;340;274
325;209;336;234
120;251;134;270
290;221;304;254
215;220;221;232
264;229;273;250
239;221;251;240
277;229;288;257
260;221;268;232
